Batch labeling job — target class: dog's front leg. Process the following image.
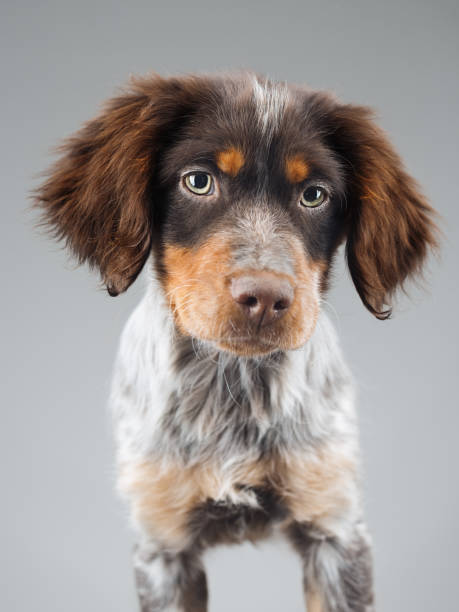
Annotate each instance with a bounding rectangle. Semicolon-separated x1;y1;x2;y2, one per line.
287;521;374;612
133;540;207;612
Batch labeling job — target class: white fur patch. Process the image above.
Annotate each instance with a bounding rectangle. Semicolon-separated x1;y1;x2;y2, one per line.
111;266;357;457
134;540;184;611
251;75;290;140
111;263;361;547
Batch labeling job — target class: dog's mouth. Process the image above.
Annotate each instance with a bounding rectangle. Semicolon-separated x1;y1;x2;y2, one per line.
183;323;309;357
168;281;319;357
162;234;324;358
163;242;323;357
215;335;292;357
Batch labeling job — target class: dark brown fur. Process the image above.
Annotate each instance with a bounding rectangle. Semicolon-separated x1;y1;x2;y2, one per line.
328;104;438;318
34;74;217;295
34;73;437;319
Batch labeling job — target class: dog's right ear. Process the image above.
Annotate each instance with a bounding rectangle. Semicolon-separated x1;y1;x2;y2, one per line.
35;74;205;296
324;103;438;319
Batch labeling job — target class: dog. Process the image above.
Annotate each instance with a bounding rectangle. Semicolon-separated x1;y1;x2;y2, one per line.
36;71;437;611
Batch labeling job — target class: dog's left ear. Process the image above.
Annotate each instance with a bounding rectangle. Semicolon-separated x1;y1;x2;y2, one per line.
328;104;438;319
34;74;204;296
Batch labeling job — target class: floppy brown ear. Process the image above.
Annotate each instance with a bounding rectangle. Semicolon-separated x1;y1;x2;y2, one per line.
35;74;200;296
329;104;438;318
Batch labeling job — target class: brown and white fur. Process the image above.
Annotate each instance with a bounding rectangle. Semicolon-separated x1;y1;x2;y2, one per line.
35;71;437;611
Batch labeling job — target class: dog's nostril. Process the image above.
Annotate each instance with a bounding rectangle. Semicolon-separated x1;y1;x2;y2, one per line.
244;296;258;308
274;299;288;311
230;273;294;327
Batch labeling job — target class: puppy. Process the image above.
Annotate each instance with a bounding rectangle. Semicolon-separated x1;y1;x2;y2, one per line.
36;71;437;611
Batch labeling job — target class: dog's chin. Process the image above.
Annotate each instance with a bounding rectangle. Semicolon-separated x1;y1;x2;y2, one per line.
214;336;295;357
175;316;314;358
188;330;308;358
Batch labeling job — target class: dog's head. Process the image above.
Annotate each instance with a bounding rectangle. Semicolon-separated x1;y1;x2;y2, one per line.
36;72;437;356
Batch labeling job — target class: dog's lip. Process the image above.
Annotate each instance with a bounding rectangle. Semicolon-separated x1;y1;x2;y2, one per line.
187;330;305;356
209;333;280;346
211;334;287;356
178;320;298;355
223;336;278;347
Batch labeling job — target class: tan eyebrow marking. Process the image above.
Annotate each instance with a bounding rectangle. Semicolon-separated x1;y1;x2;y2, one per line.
286;155;310;183
215;147;245;177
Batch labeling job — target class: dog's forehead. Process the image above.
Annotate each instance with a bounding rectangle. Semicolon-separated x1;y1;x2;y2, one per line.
163;74;335;184
205;74;303;148
248;75;291;137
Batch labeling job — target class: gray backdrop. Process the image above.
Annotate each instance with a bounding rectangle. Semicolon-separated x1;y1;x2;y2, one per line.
2;1;458;610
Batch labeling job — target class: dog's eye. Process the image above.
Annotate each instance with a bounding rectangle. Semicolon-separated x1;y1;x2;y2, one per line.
300;186;327;208
184;172;214;195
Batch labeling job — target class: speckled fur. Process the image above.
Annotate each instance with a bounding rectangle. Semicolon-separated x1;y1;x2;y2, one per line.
112;274;368;609
36;70;438;612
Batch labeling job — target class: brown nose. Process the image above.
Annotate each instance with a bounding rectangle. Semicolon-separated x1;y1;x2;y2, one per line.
230;273;294;328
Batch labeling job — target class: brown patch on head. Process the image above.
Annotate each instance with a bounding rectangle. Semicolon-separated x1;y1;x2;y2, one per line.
328;104;438;319
215;147;245;177
274;243;323;352
285;155;310;183
33;73;220;296
162;232;325;356
34;85;156;296
163;237;234;340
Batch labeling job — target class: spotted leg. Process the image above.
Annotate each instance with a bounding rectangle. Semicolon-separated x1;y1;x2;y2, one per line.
133;539;207;612
286;521;375;612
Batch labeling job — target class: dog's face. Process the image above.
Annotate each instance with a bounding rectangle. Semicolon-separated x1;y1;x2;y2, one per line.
36;72;437;357
157;80;346;355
